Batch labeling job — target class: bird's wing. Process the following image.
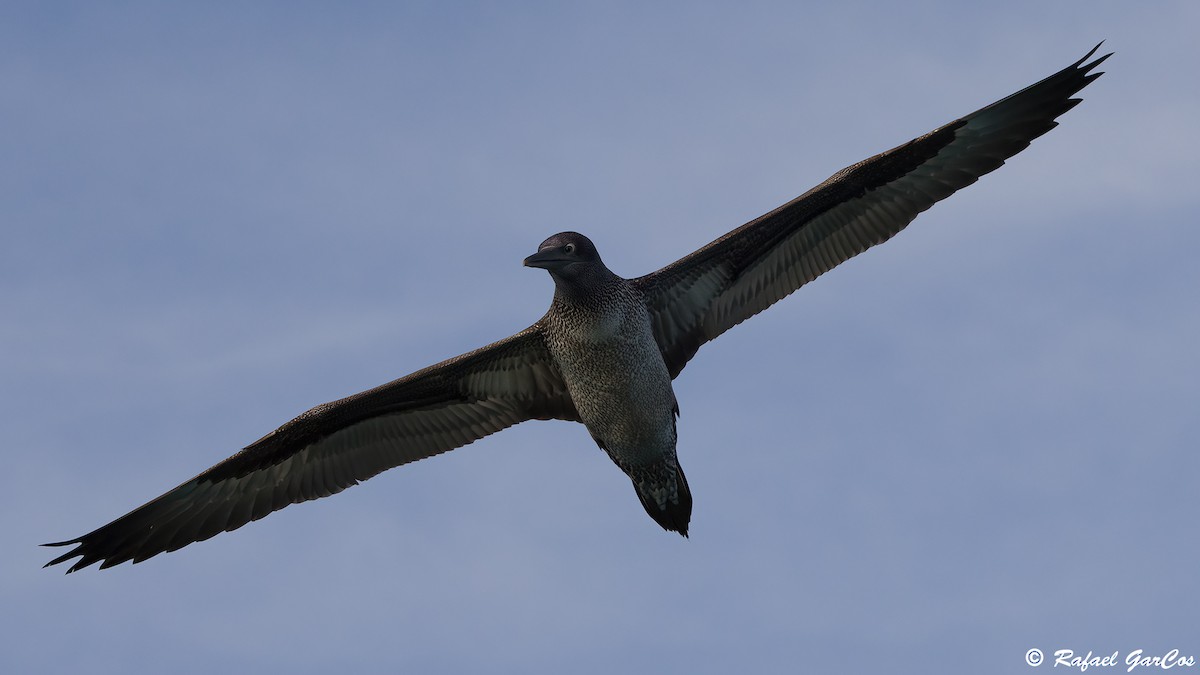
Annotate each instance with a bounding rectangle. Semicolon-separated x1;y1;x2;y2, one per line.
634;45;1109;378
45;324;576;572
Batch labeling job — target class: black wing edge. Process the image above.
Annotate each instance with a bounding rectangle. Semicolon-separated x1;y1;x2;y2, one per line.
43;327;573;573
635;42;1110;377
42;475;217;573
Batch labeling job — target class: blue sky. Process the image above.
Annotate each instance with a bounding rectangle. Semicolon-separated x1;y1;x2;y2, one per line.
4;2;1198;673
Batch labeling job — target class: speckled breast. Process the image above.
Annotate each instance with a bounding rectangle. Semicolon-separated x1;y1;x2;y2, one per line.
543;283;678;465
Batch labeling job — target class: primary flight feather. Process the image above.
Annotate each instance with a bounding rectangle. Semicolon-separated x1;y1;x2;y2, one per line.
45;44;1109;572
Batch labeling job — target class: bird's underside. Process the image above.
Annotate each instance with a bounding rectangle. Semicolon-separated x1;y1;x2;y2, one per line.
45;44;1109;572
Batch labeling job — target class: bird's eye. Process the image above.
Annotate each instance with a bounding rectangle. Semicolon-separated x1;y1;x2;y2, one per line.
564;243;576;254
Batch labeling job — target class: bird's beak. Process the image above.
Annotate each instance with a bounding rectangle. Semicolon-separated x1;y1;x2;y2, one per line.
523;250;569;269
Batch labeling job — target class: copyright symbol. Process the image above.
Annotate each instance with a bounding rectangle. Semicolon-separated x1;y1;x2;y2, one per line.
1026;648;1045;667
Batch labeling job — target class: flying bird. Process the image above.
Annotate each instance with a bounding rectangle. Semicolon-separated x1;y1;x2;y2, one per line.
46;45;1109;572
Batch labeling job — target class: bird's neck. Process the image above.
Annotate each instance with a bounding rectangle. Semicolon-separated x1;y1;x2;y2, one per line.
550;265;626;309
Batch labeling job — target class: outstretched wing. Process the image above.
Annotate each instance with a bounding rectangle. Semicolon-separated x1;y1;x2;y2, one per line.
636;45;1110;377
45;324;576;572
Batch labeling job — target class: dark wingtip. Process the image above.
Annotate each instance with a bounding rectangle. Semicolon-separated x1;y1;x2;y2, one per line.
1076;41;1113;75
42;538;91;573
1077;41;1103;63
43;552;82;573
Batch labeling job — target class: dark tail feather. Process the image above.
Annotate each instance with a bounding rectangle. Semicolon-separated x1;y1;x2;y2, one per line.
634;460;693;537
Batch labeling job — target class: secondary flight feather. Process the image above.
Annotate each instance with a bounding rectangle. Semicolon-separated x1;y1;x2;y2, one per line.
45;44;1109;572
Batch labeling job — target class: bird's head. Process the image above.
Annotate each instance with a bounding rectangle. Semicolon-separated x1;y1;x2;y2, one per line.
523;232;617;297
523;232;601;272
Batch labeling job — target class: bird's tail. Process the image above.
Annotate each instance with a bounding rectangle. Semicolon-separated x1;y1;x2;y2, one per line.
630;457;692;537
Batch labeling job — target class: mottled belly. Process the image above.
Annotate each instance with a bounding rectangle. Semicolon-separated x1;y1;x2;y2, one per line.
555;336;678;465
